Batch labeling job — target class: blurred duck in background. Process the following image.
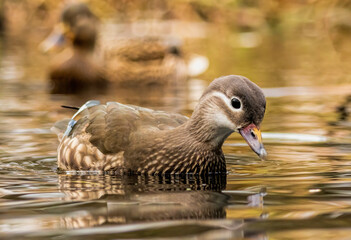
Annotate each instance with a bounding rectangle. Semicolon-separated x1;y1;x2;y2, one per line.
104;37;187;89
325;1;351;126
40;3;107;94
336;95;351;125
0;4;5;36
40;2;192;95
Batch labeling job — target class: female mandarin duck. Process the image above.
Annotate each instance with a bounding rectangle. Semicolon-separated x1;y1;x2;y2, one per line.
41;3;187;94
52;75;267;175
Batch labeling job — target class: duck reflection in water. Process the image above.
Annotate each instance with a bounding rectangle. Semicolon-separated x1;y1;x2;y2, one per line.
57;174;227;226
56;174;267;240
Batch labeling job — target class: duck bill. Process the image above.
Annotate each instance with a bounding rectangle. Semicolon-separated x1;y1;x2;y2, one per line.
239;123;267;159
39;24;66;53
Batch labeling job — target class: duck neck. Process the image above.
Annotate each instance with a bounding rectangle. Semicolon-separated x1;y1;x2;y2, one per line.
73;44;95;54
184;110;234;150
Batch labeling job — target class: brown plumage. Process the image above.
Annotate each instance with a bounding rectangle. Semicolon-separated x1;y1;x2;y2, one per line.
52;75;267;175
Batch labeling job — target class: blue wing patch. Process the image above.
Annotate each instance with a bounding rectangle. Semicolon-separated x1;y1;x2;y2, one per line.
64;100;100;136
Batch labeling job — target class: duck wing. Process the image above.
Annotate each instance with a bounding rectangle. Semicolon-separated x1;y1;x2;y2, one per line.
53;101;188;155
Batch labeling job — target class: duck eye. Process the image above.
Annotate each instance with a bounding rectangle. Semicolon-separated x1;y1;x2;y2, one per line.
231;98;241;109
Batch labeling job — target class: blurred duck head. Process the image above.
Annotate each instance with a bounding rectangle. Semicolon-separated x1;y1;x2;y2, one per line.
39;3;98;53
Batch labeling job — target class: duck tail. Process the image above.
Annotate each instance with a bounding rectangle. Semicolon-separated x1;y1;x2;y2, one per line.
51;119;71;141
52;100;101;141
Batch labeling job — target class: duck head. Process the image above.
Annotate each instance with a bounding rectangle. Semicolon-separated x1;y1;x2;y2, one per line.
189;75;267;159
39;3;98;53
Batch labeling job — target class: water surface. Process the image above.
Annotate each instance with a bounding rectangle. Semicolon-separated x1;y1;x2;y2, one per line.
0;2;351;239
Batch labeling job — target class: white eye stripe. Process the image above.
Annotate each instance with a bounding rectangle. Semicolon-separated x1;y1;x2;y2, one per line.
207;91;237;130
198;91;243;132
205;91;231;108
204;91;243;112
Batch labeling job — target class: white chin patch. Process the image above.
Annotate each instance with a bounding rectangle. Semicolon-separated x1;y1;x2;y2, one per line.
213;111;236;130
